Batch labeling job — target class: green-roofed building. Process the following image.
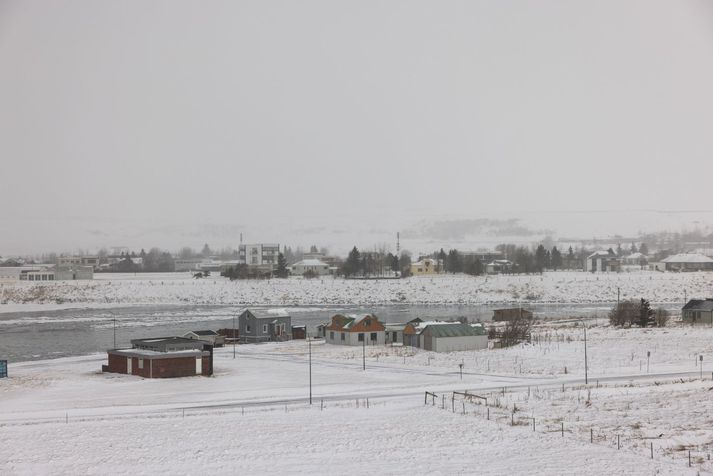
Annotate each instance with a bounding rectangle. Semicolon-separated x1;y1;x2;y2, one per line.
419;323;488;352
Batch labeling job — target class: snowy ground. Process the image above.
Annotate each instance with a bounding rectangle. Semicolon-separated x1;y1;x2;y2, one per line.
3;322;713;474
1;270;711;312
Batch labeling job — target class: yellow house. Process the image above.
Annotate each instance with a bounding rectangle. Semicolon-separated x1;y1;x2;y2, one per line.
410;258;439;275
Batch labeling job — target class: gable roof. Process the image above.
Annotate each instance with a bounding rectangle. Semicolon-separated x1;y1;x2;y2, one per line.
421;323;486;338
242;308;290;319
587;250;615;259
188;330;218;336
661;253;713;264
326;314;383;332
292;259;328;267
683;299;713;312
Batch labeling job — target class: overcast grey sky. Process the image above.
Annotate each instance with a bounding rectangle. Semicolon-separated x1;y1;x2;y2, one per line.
1;1;713;254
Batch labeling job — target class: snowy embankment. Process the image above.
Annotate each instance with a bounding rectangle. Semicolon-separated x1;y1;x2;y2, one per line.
2;322;713;474
1;270;710;310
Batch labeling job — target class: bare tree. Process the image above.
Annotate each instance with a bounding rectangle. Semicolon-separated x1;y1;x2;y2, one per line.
654;308;670;327
609;300;640;327
501;316;532;347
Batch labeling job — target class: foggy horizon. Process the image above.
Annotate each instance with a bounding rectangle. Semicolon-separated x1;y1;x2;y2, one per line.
2;1;713;255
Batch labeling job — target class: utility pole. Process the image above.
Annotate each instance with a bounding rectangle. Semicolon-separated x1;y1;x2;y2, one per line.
617;287;620;307
233;314;236;359
113;315;116;349
309;336;313;405
362;335;366;371
583;321;588;384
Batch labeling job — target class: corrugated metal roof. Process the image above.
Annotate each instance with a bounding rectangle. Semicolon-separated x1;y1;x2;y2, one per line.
422;323;486;338
683;299;713;312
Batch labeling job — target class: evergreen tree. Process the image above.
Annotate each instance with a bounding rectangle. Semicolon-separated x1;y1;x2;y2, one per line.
201;243;212;257
616;243;623;256
639;243;649;255
276;252;288;278
637;298;654;327
630;242;638;254
343;246;361;277
534;244;547;273
551;246;562;271
446;249;462;273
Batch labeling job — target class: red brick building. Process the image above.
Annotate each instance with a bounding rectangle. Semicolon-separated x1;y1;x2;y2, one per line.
105;349;211;378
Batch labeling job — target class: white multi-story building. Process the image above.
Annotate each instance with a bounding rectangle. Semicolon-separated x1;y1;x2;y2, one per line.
238;244;280;267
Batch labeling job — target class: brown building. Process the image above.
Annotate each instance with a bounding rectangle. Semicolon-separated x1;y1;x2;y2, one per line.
104;337;213;378
105;349;212;378
492;308;533;322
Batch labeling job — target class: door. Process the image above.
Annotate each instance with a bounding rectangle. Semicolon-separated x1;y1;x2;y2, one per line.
127;357;132;374
195;357;202;375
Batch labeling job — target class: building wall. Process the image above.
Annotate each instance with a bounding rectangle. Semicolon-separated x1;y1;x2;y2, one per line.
431;335;488;352
54;266;94;280
291;263;331;276
239;311;292;342
326;330;385;346
682;310;713;324
106;353;209;378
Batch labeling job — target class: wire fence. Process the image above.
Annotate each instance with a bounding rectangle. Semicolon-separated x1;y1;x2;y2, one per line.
424;386;711;472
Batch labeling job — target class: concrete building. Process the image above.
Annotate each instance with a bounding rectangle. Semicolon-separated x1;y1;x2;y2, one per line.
586;251;620;272
239;244;280;267
410;258;439;276
238;309;292;343
54;265;94;280
290;258;331;276
682;299;713;324
131;337;207;352
325;314;386;346
174;259;207;272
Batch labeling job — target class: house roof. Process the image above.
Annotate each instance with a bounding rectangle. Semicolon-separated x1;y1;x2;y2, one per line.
683;299;713;312
421;323;486;338
132;337;201;345
661;253;713;264
292;259;328;267
587;251;615;259
327;314;381;331
243;309;291;319
188;330;218;336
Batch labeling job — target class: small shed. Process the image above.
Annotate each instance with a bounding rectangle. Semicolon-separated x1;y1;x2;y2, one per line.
493;308;533;322
682;299;713;324
292;325;307;339
0;360;7;378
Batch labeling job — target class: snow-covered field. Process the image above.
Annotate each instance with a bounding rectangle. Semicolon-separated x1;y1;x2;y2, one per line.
1;271;711;311
3;322;713;475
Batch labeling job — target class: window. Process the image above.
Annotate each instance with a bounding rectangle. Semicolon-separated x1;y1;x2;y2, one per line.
247;325;251;333
358;333;364;342
392;331;397;341
263;324;268;333
370;333;377;341
138;359;144;369
341;333;345;341
330;331;334;340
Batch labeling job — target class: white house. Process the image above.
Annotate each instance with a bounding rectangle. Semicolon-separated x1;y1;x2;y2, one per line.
290;259;331;276
586;251;620;272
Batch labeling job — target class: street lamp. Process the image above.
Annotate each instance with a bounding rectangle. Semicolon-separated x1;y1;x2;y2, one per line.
233;313;236;359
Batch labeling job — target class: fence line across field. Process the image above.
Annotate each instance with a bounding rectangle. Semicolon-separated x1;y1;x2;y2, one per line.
426;387;713;473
